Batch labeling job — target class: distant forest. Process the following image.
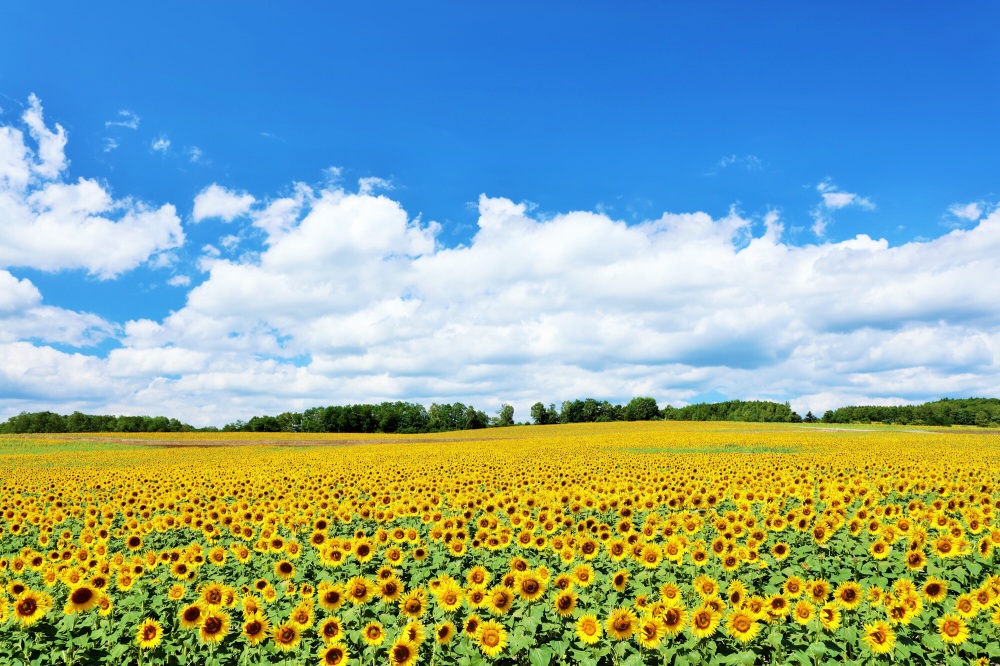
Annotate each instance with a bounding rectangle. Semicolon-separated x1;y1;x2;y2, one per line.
1;397;997;434
819;397;1000;427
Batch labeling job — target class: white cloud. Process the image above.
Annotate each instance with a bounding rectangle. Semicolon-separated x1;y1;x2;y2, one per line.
0;96;184;279
105;110;140;130
22;94;67;180
358;176;393;195
816;179;876;210
151;135;170;153
811;179;875;236
4;122;1000;426
192;184;256;222
103;138;119;153
948;201;982;222
32;188;979;425
186;146;204;164
707;154;763;175
0;270;114;346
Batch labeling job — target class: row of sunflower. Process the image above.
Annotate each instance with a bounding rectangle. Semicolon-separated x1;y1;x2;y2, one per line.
1;422;1000;664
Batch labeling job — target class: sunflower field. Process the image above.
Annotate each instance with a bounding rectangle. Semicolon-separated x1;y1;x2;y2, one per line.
1;422;999;666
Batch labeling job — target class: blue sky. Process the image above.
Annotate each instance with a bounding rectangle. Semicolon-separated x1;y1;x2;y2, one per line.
1;2;999;425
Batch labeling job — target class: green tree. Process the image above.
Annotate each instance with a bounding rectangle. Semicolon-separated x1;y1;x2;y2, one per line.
624;397;659;421
494;404;515;427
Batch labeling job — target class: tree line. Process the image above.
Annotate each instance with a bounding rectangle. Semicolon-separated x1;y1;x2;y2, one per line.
3;397;997;435
0;411;194;434
817;397;1000;427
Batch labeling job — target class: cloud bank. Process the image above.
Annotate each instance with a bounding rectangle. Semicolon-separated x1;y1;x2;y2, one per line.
2;97;999;426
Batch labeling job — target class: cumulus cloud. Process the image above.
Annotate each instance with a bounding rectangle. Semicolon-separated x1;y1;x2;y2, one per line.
811;179;875;236
3;121;1000;425
706;154;763;175
105;110;140;130
0;96;184;278
0;270;114;346
38;188;978;425
192;184;255;222
948;201;983;222
151;135;170;153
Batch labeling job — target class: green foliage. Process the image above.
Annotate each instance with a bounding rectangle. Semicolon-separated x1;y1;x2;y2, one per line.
822;397;1000;427
660;399;801;423
0;411;193;434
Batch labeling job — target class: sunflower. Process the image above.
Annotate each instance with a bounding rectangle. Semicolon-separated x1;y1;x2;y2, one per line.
376;577;403;604
636;614;666;649
954;593;978;618
136;618;163;650
576;614;602;645
318;615;344;644
168;584;186;601
318;582;345;611
14;590;49;626
689;606;720;639
920;576;948;604
783;576;804;598
199;609;230;644
661;605;686;636
610;569;629;592
935;613;968;645
242;612;270;645
274;559;295;580
383;639;418;666
400;588;427;618
435;583;463;611
435;621;456;644
725;609;761;643
834;581;862;610
346;576;374;606
640;543;663;569
660;582;682;606
762;593;788;619
64;584;99;614
467;586;488;608
179;602;205;630
905;548;927;571
199;581;226;607
487;586;514;616
553;590;577;617
362;621;386;646
318;643;350;666
464;614;483;638
476;619;507;658
693;575;719;599
402;619;427;645
515;571;545;602
861;620;896;655
770;542;790;560
819;603;841;631
467;566;490;587
605;607;637;640
272;621;302;651
97;594;113;616
572;563;595;588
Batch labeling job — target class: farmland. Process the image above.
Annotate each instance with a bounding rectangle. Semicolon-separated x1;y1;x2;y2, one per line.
1;422;998;665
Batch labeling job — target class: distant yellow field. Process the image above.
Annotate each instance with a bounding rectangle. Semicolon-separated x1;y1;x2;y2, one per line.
1;422;998;665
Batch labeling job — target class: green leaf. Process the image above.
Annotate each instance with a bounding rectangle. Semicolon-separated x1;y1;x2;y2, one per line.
529;646;553;666
921;632;945;652
806;642;826;658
